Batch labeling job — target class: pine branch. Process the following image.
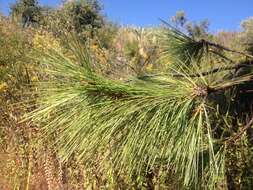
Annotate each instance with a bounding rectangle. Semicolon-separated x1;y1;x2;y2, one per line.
173;62;251;77
133;61;252;80
202;39;253;59
160;20;253;60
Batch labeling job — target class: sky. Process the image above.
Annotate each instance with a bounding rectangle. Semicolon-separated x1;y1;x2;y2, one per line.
1;0;253;32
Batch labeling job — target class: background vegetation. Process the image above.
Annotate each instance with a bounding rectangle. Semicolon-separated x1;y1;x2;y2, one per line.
1;0;253;189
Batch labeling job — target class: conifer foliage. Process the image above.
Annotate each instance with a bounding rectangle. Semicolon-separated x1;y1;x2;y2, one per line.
25;24;253;189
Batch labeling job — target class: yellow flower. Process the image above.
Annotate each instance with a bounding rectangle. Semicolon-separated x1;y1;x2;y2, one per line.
146;64;153;72
0;82;7;92
33;31;61;52
31;76;38;82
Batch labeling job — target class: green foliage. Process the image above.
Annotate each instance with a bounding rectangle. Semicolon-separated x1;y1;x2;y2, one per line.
186;19;209;39
160;24;209;66
241;17;253;54
62;0;103;33
171;11;209;39
24;37;232;189
171;11;187;28
0;17;33;86
1;4;253;189
10;0;42;27
42;0;103;37
22;20;253;189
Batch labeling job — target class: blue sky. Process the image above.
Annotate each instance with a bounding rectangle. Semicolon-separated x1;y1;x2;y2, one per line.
1;0;253;32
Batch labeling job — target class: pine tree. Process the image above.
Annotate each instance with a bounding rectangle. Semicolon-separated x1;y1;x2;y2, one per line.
24;23;253;189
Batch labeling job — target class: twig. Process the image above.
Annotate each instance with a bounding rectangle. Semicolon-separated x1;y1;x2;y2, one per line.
225;116;253;144
202;39;253;59
209;49;234;63
209;76;253;93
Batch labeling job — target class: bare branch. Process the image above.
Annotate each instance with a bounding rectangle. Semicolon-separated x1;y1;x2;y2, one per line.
202;39;253;59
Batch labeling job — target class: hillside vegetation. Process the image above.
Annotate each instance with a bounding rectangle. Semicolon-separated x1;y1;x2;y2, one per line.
1;1;253;189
